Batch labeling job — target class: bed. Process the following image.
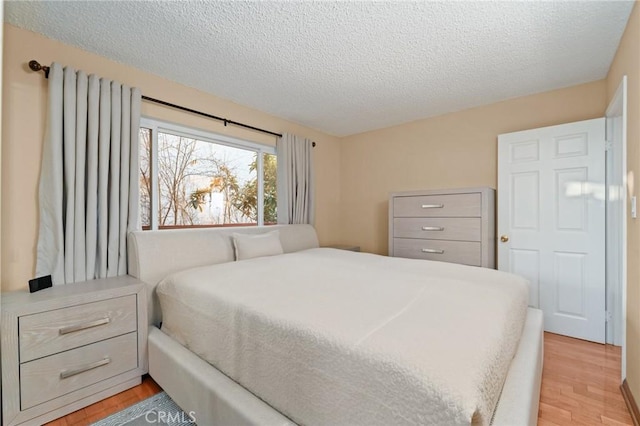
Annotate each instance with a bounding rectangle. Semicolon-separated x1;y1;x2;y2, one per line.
127;224;543;426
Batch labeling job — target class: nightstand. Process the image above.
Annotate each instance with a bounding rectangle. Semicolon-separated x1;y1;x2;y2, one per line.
323;244;361;252
1;276;147;426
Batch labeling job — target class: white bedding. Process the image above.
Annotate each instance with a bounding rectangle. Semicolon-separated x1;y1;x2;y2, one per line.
157;248;529;426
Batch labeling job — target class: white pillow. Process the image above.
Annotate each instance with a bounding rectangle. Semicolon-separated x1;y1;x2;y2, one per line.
233;231;284;261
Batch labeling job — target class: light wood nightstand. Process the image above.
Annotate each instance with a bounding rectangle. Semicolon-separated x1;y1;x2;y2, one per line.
323;244;361;252
1;276;147;426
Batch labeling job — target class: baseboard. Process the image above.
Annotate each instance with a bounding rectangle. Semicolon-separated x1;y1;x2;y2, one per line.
621;379;640;426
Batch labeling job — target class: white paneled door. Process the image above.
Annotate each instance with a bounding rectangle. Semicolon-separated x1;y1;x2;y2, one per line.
498;118;606;343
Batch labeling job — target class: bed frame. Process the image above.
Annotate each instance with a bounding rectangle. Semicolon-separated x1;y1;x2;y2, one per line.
128;224;543;425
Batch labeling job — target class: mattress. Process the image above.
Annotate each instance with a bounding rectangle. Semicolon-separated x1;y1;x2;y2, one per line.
157;248;529;426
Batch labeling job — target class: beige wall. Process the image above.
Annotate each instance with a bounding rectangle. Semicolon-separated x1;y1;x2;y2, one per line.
1;24;342;292
339;80;607;254
607;2;640;403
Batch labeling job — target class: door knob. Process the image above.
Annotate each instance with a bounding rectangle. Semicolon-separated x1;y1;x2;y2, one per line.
500;235;509;243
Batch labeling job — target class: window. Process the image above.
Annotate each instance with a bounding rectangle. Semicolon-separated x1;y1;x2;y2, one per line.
139;118;277;230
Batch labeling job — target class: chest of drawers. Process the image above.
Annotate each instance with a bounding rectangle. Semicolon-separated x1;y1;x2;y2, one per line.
389;187;495;268
1;276;147;426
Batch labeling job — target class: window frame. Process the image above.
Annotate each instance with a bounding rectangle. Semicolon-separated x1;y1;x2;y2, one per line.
140;117;277;230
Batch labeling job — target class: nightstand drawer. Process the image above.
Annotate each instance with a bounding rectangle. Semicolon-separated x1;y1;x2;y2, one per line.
19;295;137;362
393;217;482;241
393;193;481;217
393;238;482;266
20;332;138;410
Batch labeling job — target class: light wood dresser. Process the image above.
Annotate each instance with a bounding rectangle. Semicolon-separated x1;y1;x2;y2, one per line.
1;276;147;426
389;187;495;268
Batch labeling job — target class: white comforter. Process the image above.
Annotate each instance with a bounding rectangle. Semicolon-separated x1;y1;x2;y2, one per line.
157;248;529;426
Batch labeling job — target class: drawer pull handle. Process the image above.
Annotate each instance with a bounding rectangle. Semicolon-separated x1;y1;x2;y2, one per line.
60;357;111;379
59;317;110;335
421;226;444;231
421;204;444;209
422;248;445;254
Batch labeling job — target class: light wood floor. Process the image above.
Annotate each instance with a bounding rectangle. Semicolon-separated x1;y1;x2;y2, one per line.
48;332;633;426
540;332;633;425
45;377;161;426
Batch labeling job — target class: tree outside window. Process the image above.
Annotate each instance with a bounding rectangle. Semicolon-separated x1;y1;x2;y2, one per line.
139;126;276;229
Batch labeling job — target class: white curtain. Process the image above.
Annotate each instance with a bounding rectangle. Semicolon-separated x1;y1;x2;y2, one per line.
276;133;314;224
36;63;141;285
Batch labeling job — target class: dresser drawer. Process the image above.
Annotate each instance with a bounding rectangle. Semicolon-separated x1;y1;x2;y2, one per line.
393;193;481;217
393;217;481;241
393;238;482;266
19;295;137;362
20;332;138;410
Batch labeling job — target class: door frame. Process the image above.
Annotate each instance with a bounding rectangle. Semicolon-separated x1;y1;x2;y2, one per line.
605;75;627;379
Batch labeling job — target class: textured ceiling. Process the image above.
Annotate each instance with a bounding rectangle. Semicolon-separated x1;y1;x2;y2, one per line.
4;1;634;136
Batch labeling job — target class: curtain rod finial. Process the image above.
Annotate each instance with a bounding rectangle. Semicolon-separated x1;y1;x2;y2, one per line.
29;60;50;78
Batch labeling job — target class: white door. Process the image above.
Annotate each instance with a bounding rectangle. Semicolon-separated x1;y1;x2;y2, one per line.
498;118;606;343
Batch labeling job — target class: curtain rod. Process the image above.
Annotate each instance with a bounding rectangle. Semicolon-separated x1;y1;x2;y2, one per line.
139;95;285;139
28;60;316;146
